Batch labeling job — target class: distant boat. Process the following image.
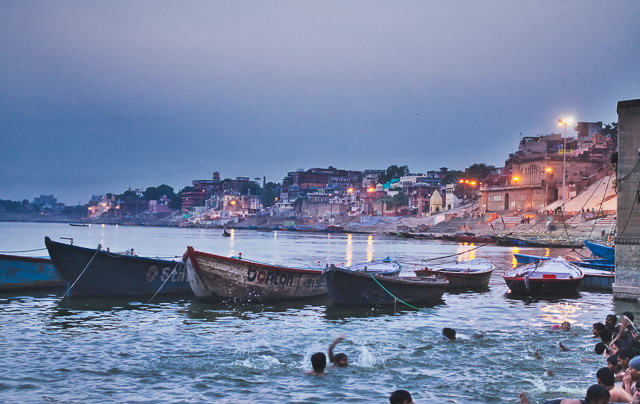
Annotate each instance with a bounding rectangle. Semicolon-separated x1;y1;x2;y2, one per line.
414;258;494;289
453;233;494;243
184;247;327;302
493;235;580;248
45;236;190;297
584;240;615;258
69;223;89;227
347;257;402;276
323;265;448;306
0;253;62;291
222;229;231;237
503;257;583;295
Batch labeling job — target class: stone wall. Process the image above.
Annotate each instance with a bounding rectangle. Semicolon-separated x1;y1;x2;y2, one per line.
613;99;640;300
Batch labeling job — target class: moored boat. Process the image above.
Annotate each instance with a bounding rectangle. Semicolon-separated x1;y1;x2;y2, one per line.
323;265;448;306
347;257;402;275
579;268;614;291
453;233;494;243
503;257;583;295
184;247;327;302
513;253;614;266
414;258;494;289
584;240;615;258
45;236;189;297
0;253;62;291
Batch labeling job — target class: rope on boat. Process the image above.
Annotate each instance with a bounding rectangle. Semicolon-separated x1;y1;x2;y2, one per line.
0;247;48;254
147;260;182;304
59;244;102;301
366;273;425;312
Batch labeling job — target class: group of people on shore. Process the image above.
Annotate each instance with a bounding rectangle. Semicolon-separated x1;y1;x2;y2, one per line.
521;312;640;404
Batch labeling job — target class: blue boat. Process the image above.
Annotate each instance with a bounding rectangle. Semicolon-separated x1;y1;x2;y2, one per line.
513;253;614;266
45;237;191;297
579;268;614;291
584;240;615;258
0;253;63;291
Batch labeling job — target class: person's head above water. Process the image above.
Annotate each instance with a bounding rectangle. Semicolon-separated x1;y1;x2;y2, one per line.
389;389;414;404
442;327;456;340
333;352;348;367
561;321;571;331
310;352;326;373
585;384;610;404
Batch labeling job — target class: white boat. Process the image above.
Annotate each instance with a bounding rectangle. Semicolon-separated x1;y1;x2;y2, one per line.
347;257;402;276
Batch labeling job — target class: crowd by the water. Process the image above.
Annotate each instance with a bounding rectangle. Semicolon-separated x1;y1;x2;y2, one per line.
303;312;640;404
517;312;640;404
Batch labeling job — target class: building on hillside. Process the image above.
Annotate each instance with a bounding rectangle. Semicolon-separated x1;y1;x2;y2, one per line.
445;184;461;211
429;191;443;214
480;129;614;213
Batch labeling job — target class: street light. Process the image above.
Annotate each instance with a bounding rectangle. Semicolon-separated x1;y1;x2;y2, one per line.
558;118;574;212
544;167;552;208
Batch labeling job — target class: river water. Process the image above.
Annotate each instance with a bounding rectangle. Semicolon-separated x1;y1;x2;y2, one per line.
0;222;635;403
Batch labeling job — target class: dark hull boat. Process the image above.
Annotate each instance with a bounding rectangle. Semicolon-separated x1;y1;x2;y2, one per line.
579;268;614;291
184;247;327;302
324;265;448;306
0;253;62;291
503;257;583;295
414;258;494;289
494;236;580;248
45;237;190;297
453;233;494;243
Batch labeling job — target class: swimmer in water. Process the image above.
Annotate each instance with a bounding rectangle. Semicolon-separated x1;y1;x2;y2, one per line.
329;334;348;368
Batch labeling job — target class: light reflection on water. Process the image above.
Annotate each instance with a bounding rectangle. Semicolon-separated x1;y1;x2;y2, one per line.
0;222;637;403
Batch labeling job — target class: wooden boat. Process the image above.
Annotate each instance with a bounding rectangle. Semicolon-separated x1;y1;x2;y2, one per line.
584;240;615;258
579;268;614;291
503;257;583;295
184;247;327;302
324;265;448;306
45;236;190;297
494;235;579;248
348;258;402;275
0;253;62;291
414;258;494;289
453;233;494;243
513;253;614;266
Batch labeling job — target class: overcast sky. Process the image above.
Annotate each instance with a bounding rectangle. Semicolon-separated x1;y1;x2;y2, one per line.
2;1;639;205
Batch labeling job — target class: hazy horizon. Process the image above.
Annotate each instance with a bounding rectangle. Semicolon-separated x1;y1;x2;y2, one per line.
2;1;639;205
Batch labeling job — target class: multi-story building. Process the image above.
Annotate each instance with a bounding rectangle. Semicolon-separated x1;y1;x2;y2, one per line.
480;126;614;213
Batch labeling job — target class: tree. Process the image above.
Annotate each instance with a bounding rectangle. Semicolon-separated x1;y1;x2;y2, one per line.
240;183;260;196
260;182;280;208
378;165;409;184
465;163;496;181
442;170;464;185
601;122;618;148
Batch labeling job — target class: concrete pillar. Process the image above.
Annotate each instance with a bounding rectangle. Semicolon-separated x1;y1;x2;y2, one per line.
612;99;640;300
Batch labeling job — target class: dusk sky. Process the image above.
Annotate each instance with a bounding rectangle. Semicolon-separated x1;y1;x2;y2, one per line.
2;1;639;205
